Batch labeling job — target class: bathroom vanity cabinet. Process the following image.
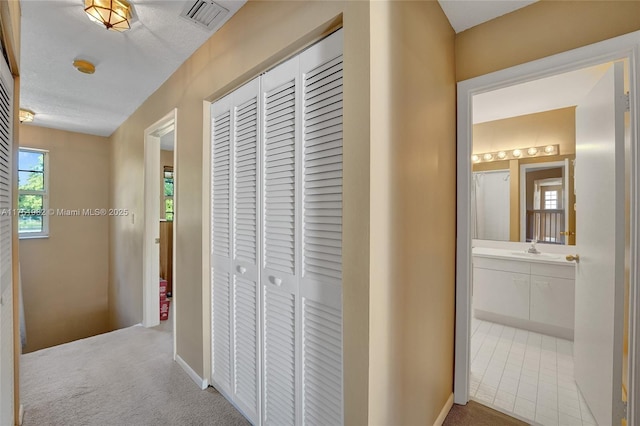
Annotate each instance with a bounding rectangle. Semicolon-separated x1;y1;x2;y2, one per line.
473;248;576;340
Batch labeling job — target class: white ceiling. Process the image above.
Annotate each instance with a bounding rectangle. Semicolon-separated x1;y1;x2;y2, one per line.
438;0;538;33
19;0;584;137
473;63;612;124
20;0;246;137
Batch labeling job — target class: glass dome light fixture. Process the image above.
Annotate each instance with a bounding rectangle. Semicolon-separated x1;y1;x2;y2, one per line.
483;153;493;161
471;154;480;163
497;151;507;159
19;109;35;123
512;149;522;158
527;147;539;156
84;0;134;32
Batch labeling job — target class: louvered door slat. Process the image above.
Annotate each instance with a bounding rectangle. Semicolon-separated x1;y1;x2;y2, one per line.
212;110;232;258
234;96;258;265
212;268;231;389
302;298;342;426
264;78;296;275
264;287;296;426
234;276;257;411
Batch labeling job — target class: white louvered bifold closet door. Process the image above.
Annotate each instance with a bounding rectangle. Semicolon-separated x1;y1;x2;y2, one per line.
211;29;343;426
211;78;261;425
231;78;260;423
299;31;344;426
211;92;233;397
260;56;300;426
0;53;13;426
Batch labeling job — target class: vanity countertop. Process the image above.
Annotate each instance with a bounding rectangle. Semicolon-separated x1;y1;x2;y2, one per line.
472;247;575;266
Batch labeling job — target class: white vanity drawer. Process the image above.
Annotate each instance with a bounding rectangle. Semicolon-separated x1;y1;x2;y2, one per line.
473;256;530;274
530;262;575;280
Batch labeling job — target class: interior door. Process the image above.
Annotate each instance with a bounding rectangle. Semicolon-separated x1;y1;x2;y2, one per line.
231;78;261;423
261;56;300;426
573;61;626;425
211;94;234;397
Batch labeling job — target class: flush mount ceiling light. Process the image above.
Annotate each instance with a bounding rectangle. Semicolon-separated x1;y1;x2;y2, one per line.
73;59;96;74
84;0;134;32
19;109;35;123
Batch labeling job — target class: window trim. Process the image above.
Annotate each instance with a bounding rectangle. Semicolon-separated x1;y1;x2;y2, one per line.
544;189;559;210
18;147;49;238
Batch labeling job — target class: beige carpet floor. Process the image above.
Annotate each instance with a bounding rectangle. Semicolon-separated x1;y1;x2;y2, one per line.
20;319;250;426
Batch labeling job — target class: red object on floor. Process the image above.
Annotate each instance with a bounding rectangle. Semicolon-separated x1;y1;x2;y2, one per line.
159;279;168;301
160;299;171;321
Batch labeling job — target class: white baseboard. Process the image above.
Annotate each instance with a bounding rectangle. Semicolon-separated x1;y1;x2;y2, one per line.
434;393;454;426
176;354;208;390
18;404;24;426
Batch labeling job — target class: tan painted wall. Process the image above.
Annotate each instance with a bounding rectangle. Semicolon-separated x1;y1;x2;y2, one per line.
473;107;576;156
160;149;173;220
19;125;110;353
369;1;456;424
456;0;640;82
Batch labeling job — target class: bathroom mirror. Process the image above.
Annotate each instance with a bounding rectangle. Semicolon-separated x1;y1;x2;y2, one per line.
471;107;576;245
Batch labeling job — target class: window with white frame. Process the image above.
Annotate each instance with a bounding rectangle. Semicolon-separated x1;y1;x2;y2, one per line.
18;148;48;236
544;190;558;209
164;167;173;221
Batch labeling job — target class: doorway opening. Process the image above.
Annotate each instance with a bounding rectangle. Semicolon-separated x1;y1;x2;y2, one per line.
143;109;178;357
455;33;640;426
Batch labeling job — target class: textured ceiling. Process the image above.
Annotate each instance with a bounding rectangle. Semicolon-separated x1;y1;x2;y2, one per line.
20;0;246;137
438;0;538;33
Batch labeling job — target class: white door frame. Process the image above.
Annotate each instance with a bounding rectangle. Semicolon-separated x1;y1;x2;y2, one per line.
143;109;178;355
454;31;640;425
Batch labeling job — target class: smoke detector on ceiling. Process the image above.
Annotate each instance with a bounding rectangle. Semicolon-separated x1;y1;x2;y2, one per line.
180;0;229;31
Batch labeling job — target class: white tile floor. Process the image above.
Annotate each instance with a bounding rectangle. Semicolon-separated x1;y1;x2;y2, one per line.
470;318;598;426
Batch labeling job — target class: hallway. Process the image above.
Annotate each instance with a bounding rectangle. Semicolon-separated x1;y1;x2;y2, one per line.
20;320;247;426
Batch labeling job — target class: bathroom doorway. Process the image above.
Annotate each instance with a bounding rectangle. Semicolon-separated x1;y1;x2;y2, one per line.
454;32;639;426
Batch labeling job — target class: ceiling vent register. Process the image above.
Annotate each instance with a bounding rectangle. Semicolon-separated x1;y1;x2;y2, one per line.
180;0;229;31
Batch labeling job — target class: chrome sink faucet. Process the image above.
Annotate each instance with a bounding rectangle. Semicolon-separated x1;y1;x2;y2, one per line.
528;240;540;254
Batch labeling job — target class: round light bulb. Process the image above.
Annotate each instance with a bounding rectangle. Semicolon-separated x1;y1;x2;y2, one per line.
512;149;522;158
497;151;507;159
527;147;538;156
483;153;493;161
544;145;555;154
471;154;480;163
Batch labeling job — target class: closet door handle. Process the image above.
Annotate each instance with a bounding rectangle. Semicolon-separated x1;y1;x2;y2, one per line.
269;276;282;286
237;266;247;275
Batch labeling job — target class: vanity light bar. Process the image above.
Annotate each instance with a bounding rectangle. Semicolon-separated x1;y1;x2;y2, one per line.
471;144;559;163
